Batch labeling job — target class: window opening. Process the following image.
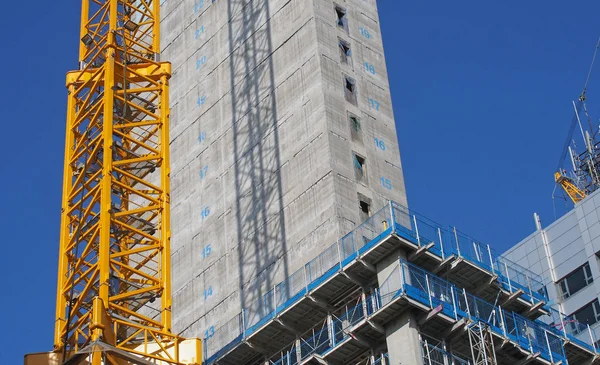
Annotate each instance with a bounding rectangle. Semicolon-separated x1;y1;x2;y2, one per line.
335;6;348;32
358;194;372;224
344;76;357;105
359;201;370;215
571;299;600;332
558;262;594;299
349;114;362;143
339;39;351;65
353;153;367;182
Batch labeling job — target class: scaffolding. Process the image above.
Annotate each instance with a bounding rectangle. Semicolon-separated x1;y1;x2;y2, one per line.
198;201;600;365
468;322;497;365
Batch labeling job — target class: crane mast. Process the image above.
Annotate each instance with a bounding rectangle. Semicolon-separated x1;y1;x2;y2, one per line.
42;1;200;364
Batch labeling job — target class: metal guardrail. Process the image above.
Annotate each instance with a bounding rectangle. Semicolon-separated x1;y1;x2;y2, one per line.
371;353;389;365
538;306;600;353
240;259;583;365
421;340;470;365
391;202;547;302
203;201;590;363
390;260;569;364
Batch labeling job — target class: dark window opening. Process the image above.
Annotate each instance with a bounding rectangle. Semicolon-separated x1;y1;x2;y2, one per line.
360;201;370;215
353;153;367;182
339;39;351;65
570;299;600;332
344;76;357;105
358;194;372;223
558;262;593;299
335;6;348;32
349;114;362;143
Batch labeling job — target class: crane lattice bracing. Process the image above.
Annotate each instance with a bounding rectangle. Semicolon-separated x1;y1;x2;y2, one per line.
468;322;497;365
53;1;200;364
555;171;586;204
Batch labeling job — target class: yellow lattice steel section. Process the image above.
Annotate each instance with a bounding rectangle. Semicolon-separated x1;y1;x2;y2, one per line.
49;1;200;364
555;171;586;204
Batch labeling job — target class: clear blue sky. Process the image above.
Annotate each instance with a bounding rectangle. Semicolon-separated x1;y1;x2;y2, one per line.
2;0;600;362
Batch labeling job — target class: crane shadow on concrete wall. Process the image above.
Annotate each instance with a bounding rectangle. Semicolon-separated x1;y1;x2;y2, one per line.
228;0;290;320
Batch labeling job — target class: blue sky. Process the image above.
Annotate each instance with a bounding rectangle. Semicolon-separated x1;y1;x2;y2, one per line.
2;0;600;362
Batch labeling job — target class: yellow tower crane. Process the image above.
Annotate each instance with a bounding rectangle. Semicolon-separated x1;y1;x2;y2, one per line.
25;1;200;364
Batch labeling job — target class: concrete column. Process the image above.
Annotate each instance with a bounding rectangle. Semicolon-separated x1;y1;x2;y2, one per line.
376;249;422;365
385;312;422;365
376;249;406;285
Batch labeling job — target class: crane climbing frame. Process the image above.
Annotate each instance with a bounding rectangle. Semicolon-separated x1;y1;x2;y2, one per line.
25;1;200;364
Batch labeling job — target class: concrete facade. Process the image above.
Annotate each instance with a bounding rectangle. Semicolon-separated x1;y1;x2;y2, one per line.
157;2;594;364
160;0;406;342
504;189;600;344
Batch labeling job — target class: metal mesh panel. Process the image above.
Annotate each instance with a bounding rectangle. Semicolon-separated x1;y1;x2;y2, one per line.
453;229;493;270
305;242;339;282
542;306;600;347
407;265;429;293
204;201;599;365
300;326;330;360
244;288;275;329
421;341;471;365
275;267;306;308
355;206;391;251
340;232;356;262
469;296;498;327
496;255;545;297
413;214;445;253
205;313;243;359
427;272;454;305
379;264;403;307
402;260;568;362
391;201;411;229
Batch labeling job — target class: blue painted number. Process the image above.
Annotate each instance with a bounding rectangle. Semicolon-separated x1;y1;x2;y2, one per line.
359;27;371;39
195;25;205;39
198;131;206;144
369;98;380;111
200;165;208;180
196;55;207;70
204;286;213;299
205;326;215;339
194;0;205;13
364;62;376;75
380;177;392;190
202;244;212;258
197;95;206;107
201;206;211;220
374;138;386;151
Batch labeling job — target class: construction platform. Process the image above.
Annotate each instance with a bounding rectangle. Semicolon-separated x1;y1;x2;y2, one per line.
201;201;600;365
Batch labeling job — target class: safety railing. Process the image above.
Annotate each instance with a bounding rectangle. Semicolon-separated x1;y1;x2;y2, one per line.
203;204;394;362
372;353;389;365
203;201;555;363
203;313;244;362
421;340;471;365
537;306;600;353
391;202;547;303
265;259;581;365
394;260;576;363
268;295;378;365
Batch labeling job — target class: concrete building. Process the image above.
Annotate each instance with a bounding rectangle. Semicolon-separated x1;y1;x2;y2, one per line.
504;189;600;351
161;0;405;348
159;0;600;364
